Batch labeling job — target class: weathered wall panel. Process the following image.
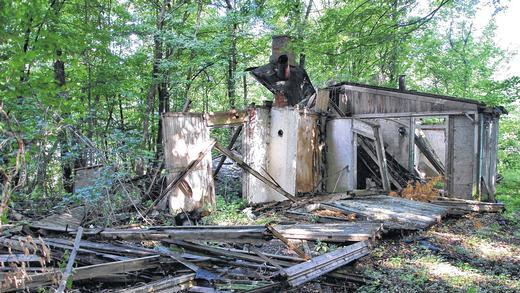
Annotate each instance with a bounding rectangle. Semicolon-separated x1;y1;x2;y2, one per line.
295;112;320;193
242;107;276;204
326;119;356;192
480;114;499;200
340;85;479;115
268;108;299;198
447;115;477;199
162;113;215;214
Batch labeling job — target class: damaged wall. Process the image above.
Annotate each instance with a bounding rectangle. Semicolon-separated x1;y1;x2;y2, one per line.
162;113;215;214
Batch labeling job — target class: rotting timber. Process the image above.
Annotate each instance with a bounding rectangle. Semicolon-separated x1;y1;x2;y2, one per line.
0;36;506;292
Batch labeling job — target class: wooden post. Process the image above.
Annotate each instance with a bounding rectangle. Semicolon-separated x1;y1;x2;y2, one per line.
372;125;391;191
315;89;329;113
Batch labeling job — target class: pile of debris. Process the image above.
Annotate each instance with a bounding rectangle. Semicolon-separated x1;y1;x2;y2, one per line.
0;193;504;292
0;213;379;292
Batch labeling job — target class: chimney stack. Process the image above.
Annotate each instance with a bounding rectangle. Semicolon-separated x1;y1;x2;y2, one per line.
270;35;296;66
398;75;406;91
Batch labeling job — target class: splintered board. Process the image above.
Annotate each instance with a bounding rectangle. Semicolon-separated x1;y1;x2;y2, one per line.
324;195;449;230
80;223;382;243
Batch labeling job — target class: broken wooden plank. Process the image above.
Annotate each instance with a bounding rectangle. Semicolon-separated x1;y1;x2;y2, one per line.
372;125;391;192
168;240;296;267
431;197;504;213
281;241;370;287
326;196;449;230
56;226;83;293
1;255;163;292
213;142;298;202
0;254;43;263
266;224;310;260
213;125;242;177
144;139;216;216
204;110;248;127
114;273;195;293
273;222;382;242
82;223;382;244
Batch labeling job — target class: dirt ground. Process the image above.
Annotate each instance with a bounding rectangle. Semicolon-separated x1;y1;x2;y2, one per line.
288;212;519;293
353;213;519;292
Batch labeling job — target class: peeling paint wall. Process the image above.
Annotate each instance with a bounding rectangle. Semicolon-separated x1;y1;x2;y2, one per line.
162;113;215;214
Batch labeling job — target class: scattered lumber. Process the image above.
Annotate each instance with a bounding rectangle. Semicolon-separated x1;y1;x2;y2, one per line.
281;241;370;287
114;273;195;293
325;195;449;230
1;255;164;292
81;223;381;243
431;197;504;214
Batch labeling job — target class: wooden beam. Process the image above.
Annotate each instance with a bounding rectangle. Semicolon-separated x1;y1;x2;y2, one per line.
113;274;195;293
352;111;476;119
314;89;329;113
213;125;242;177
282;241;370;287
266;224;310;260
204;110;248;127
213;142;298;202
56;227;84;293
372;126;391;191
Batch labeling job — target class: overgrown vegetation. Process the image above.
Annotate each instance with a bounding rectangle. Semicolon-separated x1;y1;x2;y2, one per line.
0;1;518;221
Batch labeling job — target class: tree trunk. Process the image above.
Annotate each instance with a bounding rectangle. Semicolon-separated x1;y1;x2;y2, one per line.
225;0;237;108
154;0;170;163
54;50;74;193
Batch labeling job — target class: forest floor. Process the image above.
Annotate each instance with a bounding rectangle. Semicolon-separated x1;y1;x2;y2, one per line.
208;166;520;292
354;212;519;293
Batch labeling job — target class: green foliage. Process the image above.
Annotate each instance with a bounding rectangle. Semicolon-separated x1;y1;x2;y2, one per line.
314;240;336;253
0;0;518;219
201;196;250;225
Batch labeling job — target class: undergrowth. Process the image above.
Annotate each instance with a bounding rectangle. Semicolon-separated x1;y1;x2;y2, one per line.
496;170;520;226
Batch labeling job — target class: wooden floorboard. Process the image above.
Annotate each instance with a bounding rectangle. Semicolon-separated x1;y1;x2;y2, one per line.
325;196;450;230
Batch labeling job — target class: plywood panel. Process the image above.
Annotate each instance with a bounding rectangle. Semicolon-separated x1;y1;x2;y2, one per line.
325;119;355;192
447;115;477;199
296;113;320;193
242;107;274;204
268;108;298;198
162;113;215;214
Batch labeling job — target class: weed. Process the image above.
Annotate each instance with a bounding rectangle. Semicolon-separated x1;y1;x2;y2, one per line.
201;197;250;225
